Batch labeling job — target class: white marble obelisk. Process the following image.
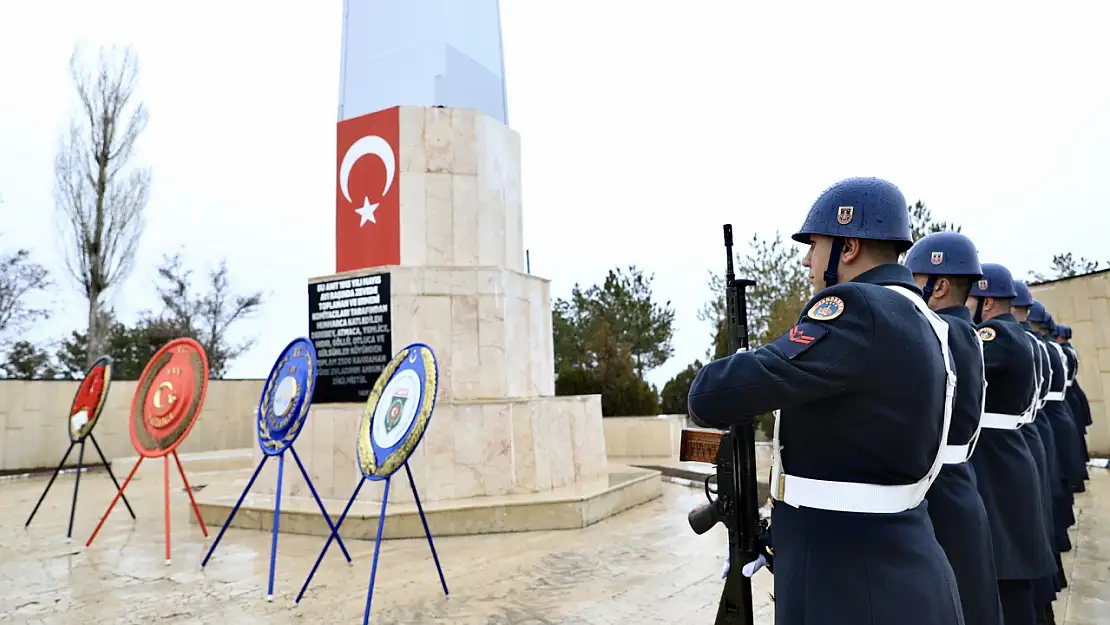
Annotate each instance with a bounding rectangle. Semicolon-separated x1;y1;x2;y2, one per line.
338;0;509;125
194;0;662;540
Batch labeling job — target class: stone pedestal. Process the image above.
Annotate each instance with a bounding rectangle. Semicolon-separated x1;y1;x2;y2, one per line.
250;395;607;505
195;106;661;535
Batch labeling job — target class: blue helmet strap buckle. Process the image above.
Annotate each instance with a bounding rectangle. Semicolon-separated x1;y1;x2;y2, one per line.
823;238;845;288
922;275;939;303
974;297;985;325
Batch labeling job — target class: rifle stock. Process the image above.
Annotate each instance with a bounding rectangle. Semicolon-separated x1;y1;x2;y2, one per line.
681;224;759;625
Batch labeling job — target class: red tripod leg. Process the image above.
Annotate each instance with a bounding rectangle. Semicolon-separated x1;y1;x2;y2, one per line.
164;455;171;565
86;457;143;547
172;450;208;536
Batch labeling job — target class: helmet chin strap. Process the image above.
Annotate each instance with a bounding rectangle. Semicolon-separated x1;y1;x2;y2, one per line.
921;275;938;302
974;297;986;325
823;238;844;288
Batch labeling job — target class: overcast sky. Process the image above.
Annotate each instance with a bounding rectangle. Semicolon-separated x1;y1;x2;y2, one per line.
2;1;1109;389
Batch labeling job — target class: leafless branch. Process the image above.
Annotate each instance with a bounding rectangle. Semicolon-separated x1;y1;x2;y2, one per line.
0;237;52;347
53;43;150;365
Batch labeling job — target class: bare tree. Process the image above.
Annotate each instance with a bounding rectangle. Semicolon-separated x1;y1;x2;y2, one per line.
148;253;265;378
0;236;52;348
54;44;150;366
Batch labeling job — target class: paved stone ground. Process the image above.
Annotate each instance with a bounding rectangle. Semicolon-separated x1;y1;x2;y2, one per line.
1;465;1105;624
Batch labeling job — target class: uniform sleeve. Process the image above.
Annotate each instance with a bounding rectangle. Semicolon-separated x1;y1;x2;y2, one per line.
687;283;873;429
980;324;1020;381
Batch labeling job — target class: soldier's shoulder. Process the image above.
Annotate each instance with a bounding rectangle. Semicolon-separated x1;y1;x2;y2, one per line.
942;315;979;341
801;283;873;323
977;318;1012;344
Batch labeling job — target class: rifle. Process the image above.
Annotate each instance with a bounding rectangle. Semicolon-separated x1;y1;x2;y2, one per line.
680;224;759;625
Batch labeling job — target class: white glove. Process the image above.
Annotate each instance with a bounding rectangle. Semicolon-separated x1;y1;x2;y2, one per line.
742;554;768;577
735;347;749;355
721;546;767;578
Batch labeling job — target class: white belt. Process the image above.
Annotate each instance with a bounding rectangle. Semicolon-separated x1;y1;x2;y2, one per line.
940;443;971;464
1046;391;1065;402
980;412;1023;430
1066;379;1074;388
770;285;955;513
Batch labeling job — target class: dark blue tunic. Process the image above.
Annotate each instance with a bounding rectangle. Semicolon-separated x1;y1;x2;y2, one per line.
689;264;962;625
1021;323;1074;548
927;306;1003;625
1014;329;1059;606
970;314;1057;582
1060;342;1092;472
1041;339;1087;489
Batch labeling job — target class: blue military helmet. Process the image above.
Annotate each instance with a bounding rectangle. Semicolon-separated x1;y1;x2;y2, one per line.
1045;313;1058;337
1011;280;1035;308
903;231;982;301
968;263;1018;299
792;177;913;288
1028;300;1048;323
968;263;1017;324
1056;322;1072;340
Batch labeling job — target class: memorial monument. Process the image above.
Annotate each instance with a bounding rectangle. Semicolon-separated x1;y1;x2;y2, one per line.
194;0;660;539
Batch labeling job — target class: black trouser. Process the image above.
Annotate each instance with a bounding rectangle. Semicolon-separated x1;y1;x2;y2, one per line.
999;579;1035;625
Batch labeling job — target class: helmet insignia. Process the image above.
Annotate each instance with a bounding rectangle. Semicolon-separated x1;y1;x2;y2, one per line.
836;206;854;225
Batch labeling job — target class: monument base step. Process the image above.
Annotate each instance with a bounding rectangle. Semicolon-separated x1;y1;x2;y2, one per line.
189;464;662;539
111;448;255;479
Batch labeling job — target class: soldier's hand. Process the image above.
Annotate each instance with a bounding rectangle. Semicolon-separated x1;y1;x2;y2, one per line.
741;554;768;577
736;347;748;355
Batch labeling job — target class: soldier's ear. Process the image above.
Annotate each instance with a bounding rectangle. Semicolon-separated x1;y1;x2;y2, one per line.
841;237;863;263
933;277;950;299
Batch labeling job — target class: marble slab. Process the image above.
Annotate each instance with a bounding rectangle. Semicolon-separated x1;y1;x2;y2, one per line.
396;107;524;272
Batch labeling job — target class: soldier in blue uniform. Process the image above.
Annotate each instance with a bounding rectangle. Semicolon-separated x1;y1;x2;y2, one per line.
965;264;1057;625
904;232;1003;625
1028;304;1088;495
1056;324;1092;471
1025;303;1079;541
1004;281;1062;623
688;177;963;625
1011;282;1072;589
1046;316;1089;489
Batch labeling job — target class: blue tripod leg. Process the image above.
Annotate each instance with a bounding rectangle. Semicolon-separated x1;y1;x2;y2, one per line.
295;476;365;604
290;445;351;562
65;439;87;543
201;455;269;567
363;477;392;625
405;462;448;596
266;452;285;601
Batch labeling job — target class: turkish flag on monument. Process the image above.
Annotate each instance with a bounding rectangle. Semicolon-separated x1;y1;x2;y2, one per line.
335;106;401;272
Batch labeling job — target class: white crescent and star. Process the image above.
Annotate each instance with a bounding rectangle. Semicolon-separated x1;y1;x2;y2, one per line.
338;135;396;227
153;381;176;410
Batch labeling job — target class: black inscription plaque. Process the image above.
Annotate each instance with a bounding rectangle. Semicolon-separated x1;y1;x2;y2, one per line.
307;272;393;403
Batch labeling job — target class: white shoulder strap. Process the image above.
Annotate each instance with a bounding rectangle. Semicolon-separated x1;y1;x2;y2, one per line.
1046;342;1068;401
